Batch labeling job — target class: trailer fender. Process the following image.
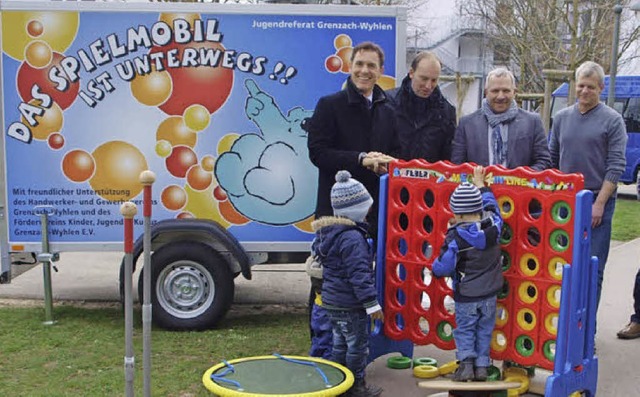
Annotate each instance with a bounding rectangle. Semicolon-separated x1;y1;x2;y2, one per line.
119;218;251;302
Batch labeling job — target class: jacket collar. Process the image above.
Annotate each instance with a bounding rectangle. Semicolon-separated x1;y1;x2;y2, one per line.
311;216;357;231
399;74;445;106
345;77;387;106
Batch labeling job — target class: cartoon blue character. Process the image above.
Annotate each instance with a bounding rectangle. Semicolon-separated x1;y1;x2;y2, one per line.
214;79;317;225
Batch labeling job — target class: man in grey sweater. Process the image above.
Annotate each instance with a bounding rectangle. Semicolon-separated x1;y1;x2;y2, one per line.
550;61;627;313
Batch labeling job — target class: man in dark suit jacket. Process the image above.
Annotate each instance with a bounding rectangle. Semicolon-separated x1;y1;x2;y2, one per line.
306;41;399;232
451;68;551;171
386;51;456;162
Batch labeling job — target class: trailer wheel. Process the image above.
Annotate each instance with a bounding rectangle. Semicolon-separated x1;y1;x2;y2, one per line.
150;241;234;330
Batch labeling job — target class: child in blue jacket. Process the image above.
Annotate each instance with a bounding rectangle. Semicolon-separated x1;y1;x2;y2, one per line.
311;170;384;397
433;166;503;382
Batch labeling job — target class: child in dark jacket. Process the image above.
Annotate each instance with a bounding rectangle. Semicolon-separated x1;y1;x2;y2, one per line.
311;170;384;397
433;166;503;382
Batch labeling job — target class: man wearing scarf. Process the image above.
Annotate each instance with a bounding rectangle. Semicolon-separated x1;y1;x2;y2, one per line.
386;51;456;162
451;68;551;171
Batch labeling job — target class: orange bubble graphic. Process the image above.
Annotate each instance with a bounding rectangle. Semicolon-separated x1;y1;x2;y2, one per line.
166;145;197;178
62;149;95;182
213;185;227;201
3;11;78;61
17;52;80;110
161;185;187;211
21;99;63;141
186;164;212;191
183;104;210;132
155;139;172;158
130;68;172;106
156;116;197;148
201;155;215;172
377;75;396;91
337;47;353;73
325;55;342;73
219;199;250;225
159;13;201;28
151;41;233;116
334;34;352;50
24;40;52;69
48;133;64;150
294;215;315;233
89;141;148;201
217;133;240;155
176;211;194;219
27;20;44;37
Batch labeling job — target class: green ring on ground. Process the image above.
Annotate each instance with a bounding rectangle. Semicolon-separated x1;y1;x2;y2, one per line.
487;365;501;381
387;356;412;369
413;357;438;368
202;355;353;396
551;201;572;224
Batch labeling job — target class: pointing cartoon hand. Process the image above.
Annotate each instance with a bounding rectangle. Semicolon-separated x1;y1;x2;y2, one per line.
244;79;286;135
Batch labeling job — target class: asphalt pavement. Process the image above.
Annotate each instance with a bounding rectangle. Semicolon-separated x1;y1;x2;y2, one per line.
1;187;639;396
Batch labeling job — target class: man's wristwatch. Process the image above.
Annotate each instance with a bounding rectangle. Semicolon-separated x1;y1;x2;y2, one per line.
358;152;367;166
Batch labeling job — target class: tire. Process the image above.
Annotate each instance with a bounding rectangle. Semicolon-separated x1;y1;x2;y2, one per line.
149;241;234;330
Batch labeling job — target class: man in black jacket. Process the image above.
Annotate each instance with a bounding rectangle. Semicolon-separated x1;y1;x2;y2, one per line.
306;41;399;234
305;42;398;370
386;51;456;162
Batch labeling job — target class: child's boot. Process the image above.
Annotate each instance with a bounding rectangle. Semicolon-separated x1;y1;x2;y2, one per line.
347;378;382;397
474;365;488;381
452;358;475;382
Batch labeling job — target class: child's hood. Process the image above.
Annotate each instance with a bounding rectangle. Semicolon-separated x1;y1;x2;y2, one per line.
311;216;364;259
455;215;496;249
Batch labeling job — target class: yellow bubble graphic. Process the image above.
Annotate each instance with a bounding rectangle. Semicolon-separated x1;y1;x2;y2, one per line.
155;139;172;158
130;68;172;107
159;13;201;28
21;99;63;140
183;104;210;132
201;155;216;172
89;141;148;202
183;184;230;228
217;133;240;155
156;116;197;148
3;11;79;61
25;40;52;68
377;75;396;91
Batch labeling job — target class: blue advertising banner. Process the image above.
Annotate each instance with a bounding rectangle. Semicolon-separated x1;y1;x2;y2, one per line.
1;7;399;246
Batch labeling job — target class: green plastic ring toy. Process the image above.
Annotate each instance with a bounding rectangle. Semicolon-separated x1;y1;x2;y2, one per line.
551;201;572;224
387;356;412;369
436;321;454;341
543;340;556;361
515;335;535;357
549;229;570;253
487;365;501;381
413;357;437;368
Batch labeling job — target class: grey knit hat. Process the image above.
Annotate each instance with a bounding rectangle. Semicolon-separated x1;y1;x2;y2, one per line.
450;182;483;214
331;170;373;222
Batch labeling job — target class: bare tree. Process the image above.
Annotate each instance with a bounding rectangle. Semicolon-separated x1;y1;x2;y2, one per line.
458;0;640;93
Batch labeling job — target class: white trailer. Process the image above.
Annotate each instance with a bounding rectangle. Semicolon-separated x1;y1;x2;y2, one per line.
0;0;407;329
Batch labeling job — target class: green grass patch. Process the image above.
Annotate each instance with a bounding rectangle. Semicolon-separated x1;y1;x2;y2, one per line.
0;305;308;396
613;198;640;241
